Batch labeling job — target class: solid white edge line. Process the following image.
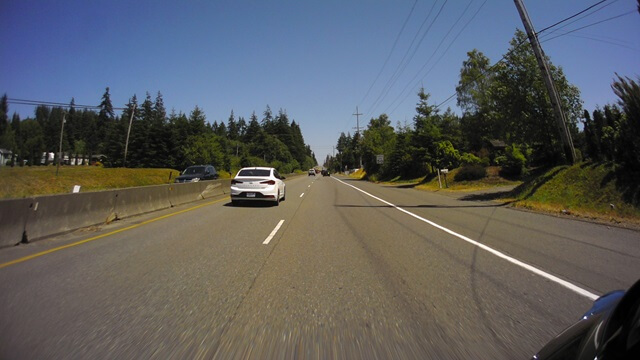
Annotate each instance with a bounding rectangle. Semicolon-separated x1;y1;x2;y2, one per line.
333;177;599;301
300;193;305;198
263;219;285;245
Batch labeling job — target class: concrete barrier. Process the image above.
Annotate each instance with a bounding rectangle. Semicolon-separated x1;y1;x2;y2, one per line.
169;179;230;206
114;184;171;219
0;198;34;248
1;179;232;246
199;181;225;199
168;182;206;207
218;179;232;194
24;191;116;242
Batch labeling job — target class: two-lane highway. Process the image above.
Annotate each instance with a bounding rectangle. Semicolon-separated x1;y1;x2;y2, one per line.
1;174;639;359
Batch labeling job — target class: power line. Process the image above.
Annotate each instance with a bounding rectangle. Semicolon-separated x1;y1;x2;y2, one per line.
434;2;632;110
541;10;636;43
7;97;127;111
538;0;619;40
365;0;443;119
536;0;609;35
386;0;487;116
359;0;418;107
547;31;638;51
368;1;449;119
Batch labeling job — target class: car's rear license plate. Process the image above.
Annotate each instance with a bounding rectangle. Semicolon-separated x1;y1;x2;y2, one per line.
246;193;256;198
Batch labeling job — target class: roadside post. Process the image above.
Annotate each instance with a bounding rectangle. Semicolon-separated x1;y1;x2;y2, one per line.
441;169;449;188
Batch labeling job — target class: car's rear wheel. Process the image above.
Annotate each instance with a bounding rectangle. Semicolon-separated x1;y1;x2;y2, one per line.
274;191;280;206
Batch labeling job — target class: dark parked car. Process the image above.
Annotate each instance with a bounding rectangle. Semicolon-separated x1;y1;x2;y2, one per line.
174;165;218;183
532;278;640;359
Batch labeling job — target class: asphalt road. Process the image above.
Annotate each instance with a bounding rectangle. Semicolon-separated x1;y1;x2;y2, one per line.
1;174;639;359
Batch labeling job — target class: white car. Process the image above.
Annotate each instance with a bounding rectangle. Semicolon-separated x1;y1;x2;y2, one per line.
230;167;286;206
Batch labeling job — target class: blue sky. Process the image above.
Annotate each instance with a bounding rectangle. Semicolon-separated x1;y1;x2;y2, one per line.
2;0;638;164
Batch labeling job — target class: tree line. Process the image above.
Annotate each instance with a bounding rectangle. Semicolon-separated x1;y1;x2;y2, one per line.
325;30;640;180
0;90;317;174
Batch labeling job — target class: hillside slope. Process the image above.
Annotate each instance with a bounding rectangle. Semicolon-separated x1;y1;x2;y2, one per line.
510;162;640;224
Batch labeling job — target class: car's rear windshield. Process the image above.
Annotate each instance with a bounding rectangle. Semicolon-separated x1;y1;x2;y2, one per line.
238;169;271;177
184;166;205;175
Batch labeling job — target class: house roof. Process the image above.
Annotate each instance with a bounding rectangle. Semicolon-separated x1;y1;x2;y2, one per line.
488;140;506;149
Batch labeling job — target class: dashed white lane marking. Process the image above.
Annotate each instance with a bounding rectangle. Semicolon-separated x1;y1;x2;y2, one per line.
300;193;305;198
263;220;285;245
333;177;599;301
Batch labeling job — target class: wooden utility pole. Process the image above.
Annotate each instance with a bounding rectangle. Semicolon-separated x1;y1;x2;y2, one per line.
353;106;363;168
513;0;576;164
123;104;137;167
56;113;66;176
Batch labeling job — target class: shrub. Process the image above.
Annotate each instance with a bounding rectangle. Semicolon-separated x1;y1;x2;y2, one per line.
435;141;461;169
455;164;487;181
500;144;527;177
460;152;481;166
494;155;507;166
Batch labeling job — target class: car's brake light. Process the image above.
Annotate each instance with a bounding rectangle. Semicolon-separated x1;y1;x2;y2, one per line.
260;180;276;185
231;179;242;185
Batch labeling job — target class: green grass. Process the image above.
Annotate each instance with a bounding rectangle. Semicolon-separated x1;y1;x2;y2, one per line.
509;162;640;224
415;166;520;192
368;162;640;225
0;166;181;199
376;166;521;192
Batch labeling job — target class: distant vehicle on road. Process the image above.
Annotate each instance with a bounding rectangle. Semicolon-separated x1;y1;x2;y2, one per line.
308;169;315;176
532;278;640;359
321;169;330;176
230;167;286;206
174;165;218;183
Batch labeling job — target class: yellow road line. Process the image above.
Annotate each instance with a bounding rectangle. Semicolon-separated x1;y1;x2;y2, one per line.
0;197;230;270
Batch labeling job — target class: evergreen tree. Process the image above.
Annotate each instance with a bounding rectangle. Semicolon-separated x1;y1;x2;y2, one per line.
412;88;441;172
611;74;640;170
66;98;78;161
582;110;600;161
273;109;294;153
124;95;145;167
148;91;169;167
20;119;45;165
0;94;8;135
97;87;115;152
214;121;227;138
388;126;414;178
227;110;239;140
262;105;274;134
188;106;208;136
11;113;22;165
244;112;261;144
168;110;190;169
131;93;154;167
0;94;16;156
237;116;247;139
80;109;98;162
290;120;308;166
103;115;125;167
438;108;463;150
361;114;396;177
